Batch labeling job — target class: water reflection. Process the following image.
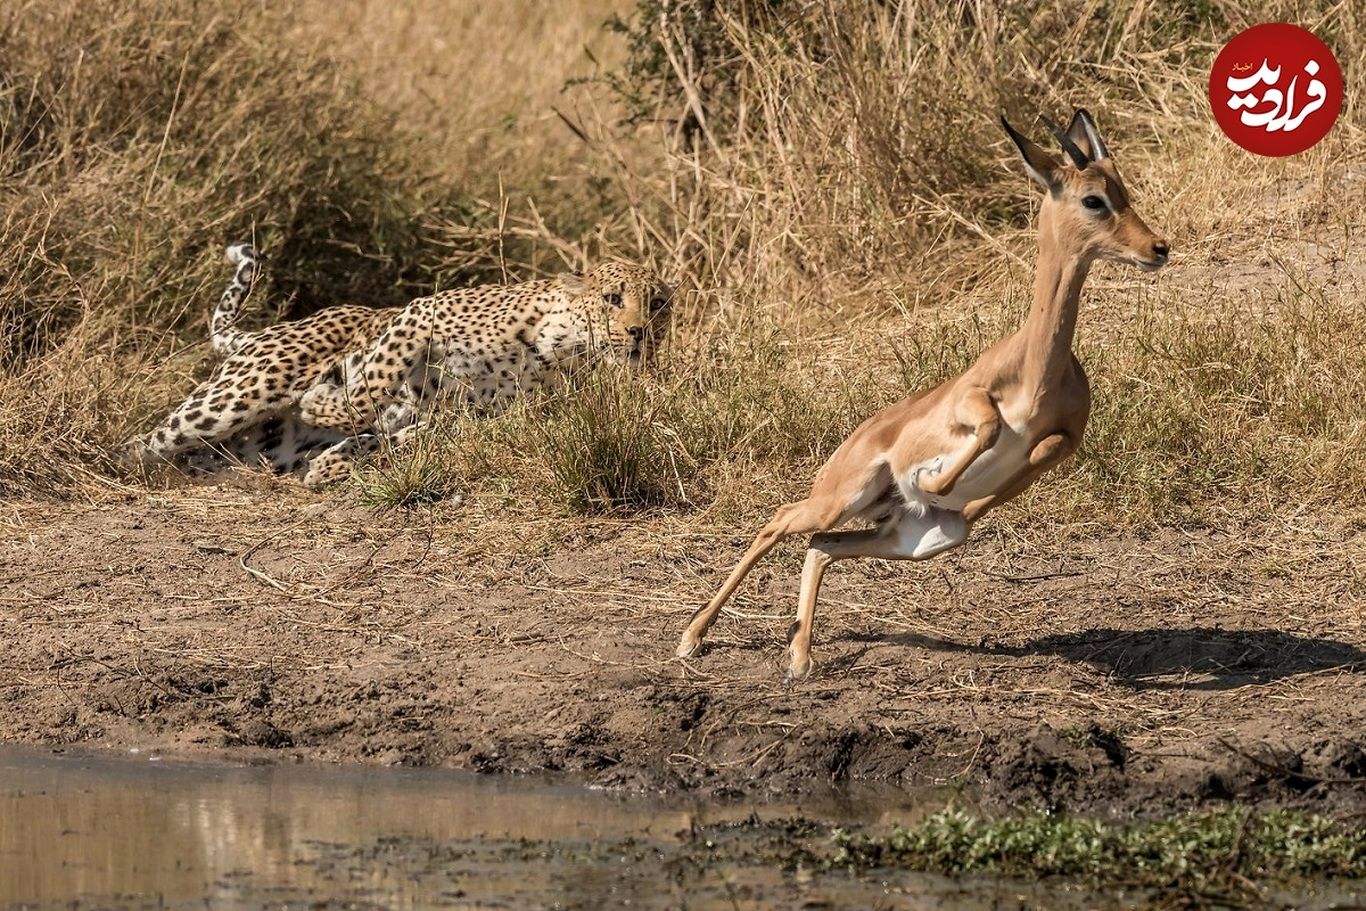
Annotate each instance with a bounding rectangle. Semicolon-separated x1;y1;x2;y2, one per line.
0;747;910;910
10;748;1349;911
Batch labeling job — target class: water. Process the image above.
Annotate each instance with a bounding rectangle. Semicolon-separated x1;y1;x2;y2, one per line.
0;746;1004;910
2;747;1358;910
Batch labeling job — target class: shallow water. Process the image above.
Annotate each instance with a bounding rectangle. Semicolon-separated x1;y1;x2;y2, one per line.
0;746;966;910
0;746;1358;910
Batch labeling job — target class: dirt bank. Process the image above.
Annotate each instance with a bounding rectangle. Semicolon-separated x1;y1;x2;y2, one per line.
2;489;1363;816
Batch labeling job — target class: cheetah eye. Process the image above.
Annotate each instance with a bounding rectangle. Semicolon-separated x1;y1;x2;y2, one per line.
603;292;623;308
649;297;668;314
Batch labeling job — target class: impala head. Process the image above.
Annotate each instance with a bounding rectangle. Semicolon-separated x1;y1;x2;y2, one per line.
560;261;674;364
1002;108;1168;272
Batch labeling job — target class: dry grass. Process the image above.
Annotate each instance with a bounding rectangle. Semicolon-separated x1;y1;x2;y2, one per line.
2;0;1364;533
0;0;453;495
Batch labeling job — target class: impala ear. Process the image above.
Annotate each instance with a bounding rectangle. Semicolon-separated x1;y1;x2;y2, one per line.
1001;113;1062;191
1051;121;1091;171
557;272;587;295
1066;108;1109;161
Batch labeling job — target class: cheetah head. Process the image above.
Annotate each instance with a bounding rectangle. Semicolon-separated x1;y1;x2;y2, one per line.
559;262;673;365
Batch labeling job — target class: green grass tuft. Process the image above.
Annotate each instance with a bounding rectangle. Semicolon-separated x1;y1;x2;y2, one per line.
533;366;691;514
829;807;1366;892
353;430;462;509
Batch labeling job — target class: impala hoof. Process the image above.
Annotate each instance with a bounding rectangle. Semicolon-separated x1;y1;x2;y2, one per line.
676;632;703;659
785;653;814;684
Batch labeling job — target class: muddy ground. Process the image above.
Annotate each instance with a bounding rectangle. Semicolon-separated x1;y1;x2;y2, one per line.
1;489;1363;817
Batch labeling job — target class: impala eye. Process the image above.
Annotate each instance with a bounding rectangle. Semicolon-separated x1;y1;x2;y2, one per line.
1082;195;1107;211
604;292;622;308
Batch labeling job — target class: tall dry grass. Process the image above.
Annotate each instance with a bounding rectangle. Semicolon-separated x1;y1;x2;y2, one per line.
364;0;1366;524
0;0;457;494
2;0;1363;530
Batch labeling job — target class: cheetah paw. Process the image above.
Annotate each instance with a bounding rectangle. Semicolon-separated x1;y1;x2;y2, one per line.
298;384;344;427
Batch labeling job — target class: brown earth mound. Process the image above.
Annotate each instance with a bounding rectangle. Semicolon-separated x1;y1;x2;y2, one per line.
2;490;1363;816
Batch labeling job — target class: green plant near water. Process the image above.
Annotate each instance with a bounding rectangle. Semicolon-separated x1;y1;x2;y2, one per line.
827;807;1366;892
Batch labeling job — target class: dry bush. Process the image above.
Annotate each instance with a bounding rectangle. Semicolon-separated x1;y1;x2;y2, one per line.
2;0;1363;530
568;0;1363;291
363;0;1363;522
0;0;449;494
292;0;639;278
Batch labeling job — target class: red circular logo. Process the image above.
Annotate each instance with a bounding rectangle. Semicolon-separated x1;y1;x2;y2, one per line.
1209;23;1343;157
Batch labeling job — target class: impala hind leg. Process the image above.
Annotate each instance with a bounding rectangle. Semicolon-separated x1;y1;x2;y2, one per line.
676;496;845;659
788;509;968;680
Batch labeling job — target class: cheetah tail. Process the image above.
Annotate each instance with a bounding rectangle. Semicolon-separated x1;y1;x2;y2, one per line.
209;242;263;357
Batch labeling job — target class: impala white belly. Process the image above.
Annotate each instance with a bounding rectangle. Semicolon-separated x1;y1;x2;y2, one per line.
900;415;1034;513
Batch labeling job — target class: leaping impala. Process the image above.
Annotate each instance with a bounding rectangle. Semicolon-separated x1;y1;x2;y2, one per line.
678;108;1168;680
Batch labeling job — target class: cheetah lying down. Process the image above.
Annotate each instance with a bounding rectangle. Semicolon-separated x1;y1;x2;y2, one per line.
124;245;673;488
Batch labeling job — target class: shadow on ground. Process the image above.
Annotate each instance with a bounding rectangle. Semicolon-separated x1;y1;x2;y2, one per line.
846;627;1366;690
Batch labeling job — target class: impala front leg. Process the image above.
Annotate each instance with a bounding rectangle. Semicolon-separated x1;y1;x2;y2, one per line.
962;431;1075;522
918;386;1001;497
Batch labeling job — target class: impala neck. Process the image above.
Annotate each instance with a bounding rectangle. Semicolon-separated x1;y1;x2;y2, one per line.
1022;207;1091;386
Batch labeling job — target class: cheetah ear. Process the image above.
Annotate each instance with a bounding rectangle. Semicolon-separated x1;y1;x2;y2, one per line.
557;272;587;296
649;281;675;310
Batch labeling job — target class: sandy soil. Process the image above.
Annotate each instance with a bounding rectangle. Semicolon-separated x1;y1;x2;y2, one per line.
2;486;1362;817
